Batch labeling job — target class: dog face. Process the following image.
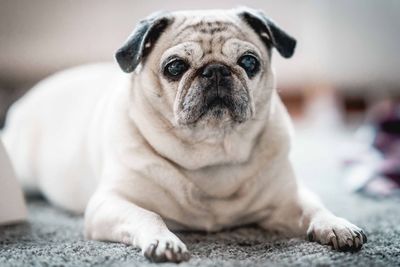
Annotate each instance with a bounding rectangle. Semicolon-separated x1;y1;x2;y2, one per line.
116;8;296;132
160;19;263;127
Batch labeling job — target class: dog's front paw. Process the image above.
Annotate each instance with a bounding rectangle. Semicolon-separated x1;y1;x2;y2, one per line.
142;231;190;263
307;214;367;251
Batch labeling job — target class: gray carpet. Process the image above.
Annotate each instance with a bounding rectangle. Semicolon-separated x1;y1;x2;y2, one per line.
0;193;399;267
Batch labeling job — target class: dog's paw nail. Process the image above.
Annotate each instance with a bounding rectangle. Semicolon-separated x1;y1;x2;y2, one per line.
361;231;368;243
144;243;158;260
354;236;361;248
165;249;176;262
330;236;339;250
307;231;314;242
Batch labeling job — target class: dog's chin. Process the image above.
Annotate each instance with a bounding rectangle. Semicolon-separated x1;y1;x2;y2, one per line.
199;103;232;126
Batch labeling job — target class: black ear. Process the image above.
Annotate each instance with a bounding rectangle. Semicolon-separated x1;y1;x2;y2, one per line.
238;8;296;58
115;12;172;73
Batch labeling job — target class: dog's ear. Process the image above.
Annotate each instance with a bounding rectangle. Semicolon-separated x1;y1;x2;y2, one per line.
115;12;173;73
237;7;296;58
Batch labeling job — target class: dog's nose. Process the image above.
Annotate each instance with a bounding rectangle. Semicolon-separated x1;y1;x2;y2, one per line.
201;63;231;79
201;64;232;98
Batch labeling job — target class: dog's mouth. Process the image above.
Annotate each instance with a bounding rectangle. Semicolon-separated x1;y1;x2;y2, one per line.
176;83;251;126
196;95;246;122
206;97;230;109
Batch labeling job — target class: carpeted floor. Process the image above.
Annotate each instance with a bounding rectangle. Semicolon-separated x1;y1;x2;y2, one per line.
1;124;400;266
0;192;399;267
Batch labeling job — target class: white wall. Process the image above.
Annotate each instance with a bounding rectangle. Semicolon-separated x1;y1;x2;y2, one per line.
0;0;399;88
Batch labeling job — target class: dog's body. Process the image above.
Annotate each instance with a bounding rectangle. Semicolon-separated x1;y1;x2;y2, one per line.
2;8;366;263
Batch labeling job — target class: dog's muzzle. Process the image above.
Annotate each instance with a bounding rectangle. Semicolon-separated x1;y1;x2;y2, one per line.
199;63;234;109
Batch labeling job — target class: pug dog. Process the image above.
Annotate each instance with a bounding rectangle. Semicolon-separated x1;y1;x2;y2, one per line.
2;7;367;263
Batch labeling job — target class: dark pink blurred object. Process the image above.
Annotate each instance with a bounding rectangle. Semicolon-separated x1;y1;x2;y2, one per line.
346;100;400;197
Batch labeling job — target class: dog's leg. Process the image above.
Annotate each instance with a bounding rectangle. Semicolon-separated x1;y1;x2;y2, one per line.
85;190;190;263
259;162;367;251
296;186;367;251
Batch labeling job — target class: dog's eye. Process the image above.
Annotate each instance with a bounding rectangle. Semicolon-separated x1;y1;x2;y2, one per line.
164;59;189;79
238;55;260;78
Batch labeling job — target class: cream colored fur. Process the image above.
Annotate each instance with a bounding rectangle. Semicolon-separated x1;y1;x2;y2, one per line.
2;8;366;263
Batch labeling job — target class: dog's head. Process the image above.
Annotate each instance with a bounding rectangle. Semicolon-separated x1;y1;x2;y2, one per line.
116;7;296;134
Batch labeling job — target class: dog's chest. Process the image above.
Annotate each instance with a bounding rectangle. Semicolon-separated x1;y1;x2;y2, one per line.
172;171;272;231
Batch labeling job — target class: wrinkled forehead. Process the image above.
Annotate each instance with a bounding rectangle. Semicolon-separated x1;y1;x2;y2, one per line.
160;11;263;64
172;11;246;42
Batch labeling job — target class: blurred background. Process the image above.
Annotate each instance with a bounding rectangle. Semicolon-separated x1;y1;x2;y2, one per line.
1;0;400;197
